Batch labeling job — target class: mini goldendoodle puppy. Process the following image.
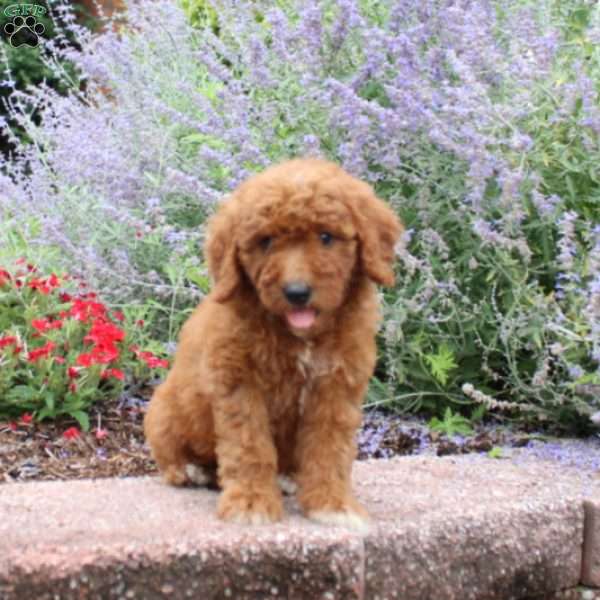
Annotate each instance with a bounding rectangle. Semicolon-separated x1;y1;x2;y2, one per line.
144;158;402;529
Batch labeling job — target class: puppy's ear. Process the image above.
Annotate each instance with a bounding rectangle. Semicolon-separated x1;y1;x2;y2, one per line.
205;199;241;302
343;178;403;287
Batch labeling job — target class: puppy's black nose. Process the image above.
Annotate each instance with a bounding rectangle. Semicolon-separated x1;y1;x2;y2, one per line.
283;281;312;306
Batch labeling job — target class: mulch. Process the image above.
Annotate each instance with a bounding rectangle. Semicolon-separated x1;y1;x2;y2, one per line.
0;398;551;485
0;403;156;484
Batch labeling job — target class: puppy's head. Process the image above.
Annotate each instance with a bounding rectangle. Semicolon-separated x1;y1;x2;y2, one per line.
205;159;403;337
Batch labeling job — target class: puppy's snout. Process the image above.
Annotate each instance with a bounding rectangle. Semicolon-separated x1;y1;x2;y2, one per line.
283;281;312;306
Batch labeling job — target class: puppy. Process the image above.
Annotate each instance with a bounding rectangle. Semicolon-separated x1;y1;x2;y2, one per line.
144;158;402;529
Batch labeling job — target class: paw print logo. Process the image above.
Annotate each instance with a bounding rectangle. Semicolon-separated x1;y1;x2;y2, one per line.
4;15;45;48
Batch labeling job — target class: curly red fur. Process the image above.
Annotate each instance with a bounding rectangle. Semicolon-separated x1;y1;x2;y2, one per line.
144;158;403;527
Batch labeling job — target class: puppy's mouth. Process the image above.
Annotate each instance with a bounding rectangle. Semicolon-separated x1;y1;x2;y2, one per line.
285;308;318;330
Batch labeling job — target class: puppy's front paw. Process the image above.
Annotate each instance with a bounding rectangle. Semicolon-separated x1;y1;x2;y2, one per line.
308;508;371;533
306;498;371;532
218;487;284;525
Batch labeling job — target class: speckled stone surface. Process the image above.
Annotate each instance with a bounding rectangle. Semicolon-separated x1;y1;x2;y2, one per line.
582;500;600;587
1;456;599;599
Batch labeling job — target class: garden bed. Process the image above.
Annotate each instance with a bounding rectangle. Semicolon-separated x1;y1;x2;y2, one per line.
3;396;599;484
0;401;153;484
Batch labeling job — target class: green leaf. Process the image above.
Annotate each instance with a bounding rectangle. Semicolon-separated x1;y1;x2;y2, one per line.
185;267;211;292
424;344;458;387
69;410;90;431
428;408;474;437
488;447;503;459
37;407;54;421
470;404;487;422
43;391;56;412
5;385;38;403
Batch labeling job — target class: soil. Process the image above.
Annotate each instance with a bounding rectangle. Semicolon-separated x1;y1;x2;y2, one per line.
1;399;598;484
0;403;155;484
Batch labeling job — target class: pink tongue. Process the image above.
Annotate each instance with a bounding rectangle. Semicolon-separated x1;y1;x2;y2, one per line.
286;309;316;329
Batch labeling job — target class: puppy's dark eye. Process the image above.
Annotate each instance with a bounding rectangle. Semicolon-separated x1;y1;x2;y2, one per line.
258;236;272;251
319;232;334;246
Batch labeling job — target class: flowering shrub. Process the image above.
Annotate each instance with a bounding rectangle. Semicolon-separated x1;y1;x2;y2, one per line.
1;0;599;428
0;0;90;155
0;261;168;428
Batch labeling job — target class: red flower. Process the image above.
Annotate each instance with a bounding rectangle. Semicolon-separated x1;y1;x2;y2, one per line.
0;336;17;349
27;278;51;294
47;273;60;288
31;319;49;332
84;319;125;345
101;368;125;381
31;318;63;333
69;298;107;322
76;353;94;367
21;413;33;424
76;342;119;366
112;311;125;322
136;319;145;327
8;422;17;431
135;349;169;369
27;341;56;362
68;366;79;379
59;292;73;303
54;356;65;364
93;344;120;363
148;356;168;368
0;269;11;286
95;428;109;440
63;427;80;440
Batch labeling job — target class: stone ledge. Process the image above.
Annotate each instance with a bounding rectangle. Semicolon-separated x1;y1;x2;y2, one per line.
0;456;598;599
582;500;600;587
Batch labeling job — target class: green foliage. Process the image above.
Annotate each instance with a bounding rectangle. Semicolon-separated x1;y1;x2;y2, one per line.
179;0;218;29
428;408;474;437
3;0;600;434
0;261;169;428
522;2;600;221
379;1;600;430
423;343;458;387
487;446;504;459
0;0;89;153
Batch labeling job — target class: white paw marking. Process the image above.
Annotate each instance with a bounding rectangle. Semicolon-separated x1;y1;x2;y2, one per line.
277;475;297;495
308;510;371;533
185;464;210;486
228;510;277;526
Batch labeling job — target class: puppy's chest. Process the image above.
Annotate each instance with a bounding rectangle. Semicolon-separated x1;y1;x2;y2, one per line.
265;343;332;418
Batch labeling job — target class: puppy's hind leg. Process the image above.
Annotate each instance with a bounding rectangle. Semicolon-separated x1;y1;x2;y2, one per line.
145;385;219;488
149;441;191;487
144;386;195;487
147;430;191;487
161;456;217;488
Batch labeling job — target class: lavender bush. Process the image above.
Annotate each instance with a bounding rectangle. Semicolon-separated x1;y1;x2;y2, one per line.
1;0;599;428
